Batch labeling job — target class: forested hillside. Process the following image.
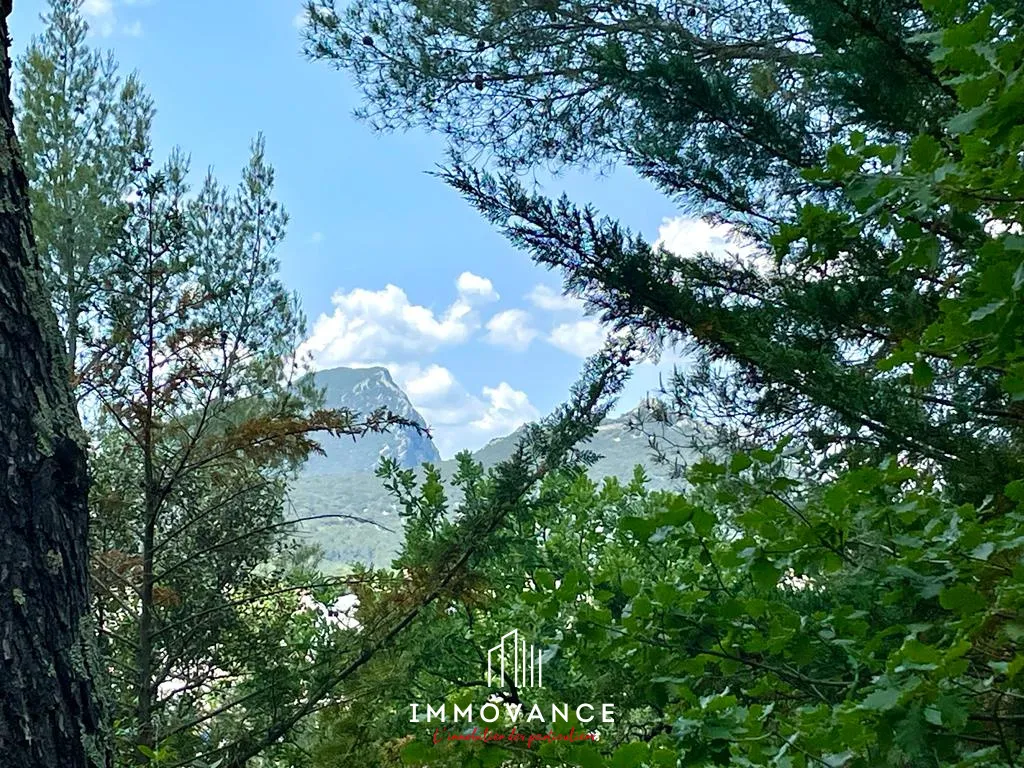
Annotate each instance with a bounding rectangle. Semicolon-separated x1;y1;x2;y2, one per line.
288;369;699;568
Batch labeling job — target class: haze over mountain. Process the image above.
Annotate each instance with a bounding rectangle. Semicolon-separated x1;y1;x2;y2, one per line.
288;366;699;568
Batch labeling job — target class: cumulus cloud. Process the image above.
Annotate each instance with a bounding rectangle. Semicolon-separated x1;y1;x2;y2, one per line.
456;271;499;301
298;270;537;454
299;272;503;369
381;362;538;455
299;283;477;368
526;284;585;313
525;283;610;358
485;309;537;351
654;217;734;257
470;383;539;435
654;215;765;274
547;319;607;358
82;0;144;37
402;364;457;401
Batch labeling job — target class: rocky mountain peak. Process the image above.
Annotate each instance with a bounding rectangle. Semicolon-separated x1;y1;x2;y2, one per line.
301;366;441;474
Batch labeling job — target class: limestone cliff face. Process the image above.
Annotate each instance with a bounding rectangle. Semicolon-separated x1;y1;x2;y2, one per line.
300;366;441;475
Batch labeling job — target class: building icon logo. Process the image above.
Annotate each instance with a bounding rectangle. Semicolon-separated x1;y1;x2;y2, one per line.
487;629;543;689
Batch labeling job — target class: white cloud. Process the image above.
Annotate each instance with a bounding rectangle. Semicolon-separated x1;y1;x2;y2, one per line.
469;383;539;435
83;0;114;15
526;284;584;313
82;0;115;35
654;217;735;257
82;0;144;37
456;271;498;301
527;284;609;358
485;309;537;351
379;362;537;455
403;364;457;401
547;319;607;358
298;273;540;454
299;282;477;368
654;216;765;272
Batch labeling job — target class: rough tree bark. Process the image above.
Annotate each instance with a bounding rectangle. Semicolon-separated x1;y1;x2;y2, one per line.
0;3;107;766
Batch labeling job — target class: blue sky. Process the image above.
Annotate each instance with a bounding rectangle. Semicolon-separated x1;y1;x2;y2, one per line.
10;0;730;456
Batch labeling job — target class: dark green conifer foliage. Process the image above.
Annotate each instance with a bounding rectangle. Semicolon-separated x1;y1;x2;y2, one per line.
304;0;1023;503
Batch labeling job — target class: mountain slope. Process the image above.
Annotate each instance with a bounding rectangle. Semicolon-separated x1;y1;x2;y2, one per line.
301;366;441;474
288;371;701;570
440;403;702;488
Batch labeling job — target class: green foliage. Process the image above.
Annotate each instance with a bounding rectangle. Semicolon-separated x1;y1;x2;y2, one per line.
310;0;1023;507
287;406;693;572
17;4;423;766
15;0;1024;766
84;136;329;764
287;471;405;569
300;1;1024;767
16;0;153;368
804;0;1024;414
304;441;1024;767
217;347;631;768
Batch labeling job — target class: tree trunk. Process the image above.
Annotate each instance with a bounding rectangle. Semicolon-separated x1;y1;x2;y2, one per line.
0;5;107;767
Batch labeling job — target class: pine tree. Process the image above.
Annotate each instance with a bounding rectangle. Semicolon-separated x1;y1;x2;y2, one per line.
16;0;153;374
305;0;1023;502
84;140;386;764
14;5;427;763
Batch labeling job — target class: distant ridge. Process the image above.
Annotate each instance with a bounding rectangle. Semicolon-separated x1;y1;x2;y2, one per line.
440;401;700;489
289;367;701;568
